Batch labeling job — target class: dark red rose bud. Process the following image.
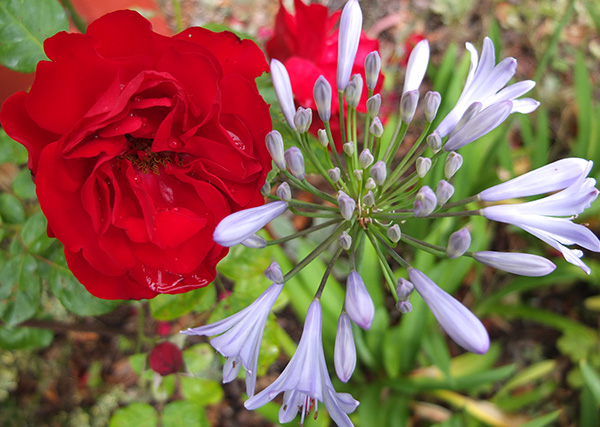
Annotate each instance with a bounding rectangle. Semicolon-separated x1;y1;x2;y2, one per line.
149;342;183;376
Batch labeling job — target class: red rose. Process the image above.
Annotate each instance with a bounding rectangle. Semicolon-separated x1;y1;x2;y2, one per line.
0;11;272;300
266;0;382;148
149;341;183;376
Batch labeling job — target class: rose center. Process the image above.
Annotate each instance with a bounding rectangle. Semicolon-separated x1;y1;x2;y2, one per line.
120;134;182;174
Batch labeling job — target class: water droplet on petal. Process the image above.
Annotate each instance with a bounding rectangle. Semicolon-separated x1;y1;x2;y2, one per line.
228;131;246;151
168;137;183;150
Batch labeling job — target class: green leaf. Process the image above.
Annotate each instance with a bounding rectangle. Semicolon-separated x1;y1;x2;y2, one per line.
0;253;40;326
0;325;52;349
109;402;158;427
180;376;224;405
0;193;25;223
182;343;215;375
0;129;28;165
519;410;561;427
580;360;600;405
162;401;209;427
150;285;216;321
12;168;36;200
20;211;52;253
0;0;68;72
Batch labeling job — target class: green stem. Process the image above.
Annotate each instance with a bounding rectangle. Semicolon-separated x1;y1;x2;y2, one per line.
315;246;344;299
266;219;343;246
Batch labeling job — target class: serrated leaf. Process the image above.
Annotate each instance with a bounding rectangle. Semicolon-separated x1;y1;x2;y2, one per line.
0;128;28;165
0;193;25;223
150;285;215;321
109;402;158;427
162;400;209;427
180;376;223;405
0;0;68;72
0;325;52;349
0;253;40;326
20;211;52;253
12;168;36;200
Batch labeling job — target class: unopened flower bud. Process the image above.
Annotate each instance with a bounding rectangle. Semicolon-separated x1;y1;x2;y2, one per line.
339;231;352;250
370;160;386;185
328;167;341;183
338;194;356;221
413;185;437;217
359;149;374;168
444;151;463;179
264;261;284;284
313;76;332;122
345;271;375;329
424;91;441;122
396;300;413;313
400;90;419;124
473;251;557;276
334;312;356;383
294;107;313;134
284;147;305;180
365;177;376;190
260;180;271;196
353;169;363;181
387;224;401;243
403;39;429;94
447;228;471;259
365;51;381;90
416;157;432;178
265;130;286;170
436;180;455;206
366;94;381;116
276;182;291;201
318;129;329;147
427;132;442;153
396;278;414;300
241;234;267;249
363;191;375;207
369;117;384;138
270;59;296;129
337;0;362;90
343;141;355;156
345;74;363;108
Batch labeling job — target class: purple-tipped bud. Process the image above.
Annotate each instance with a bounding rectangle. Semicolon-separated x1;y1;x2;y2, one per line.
416;157;432;178
424;91;442;122
400;90;419;124
370;160;387;185
403;39;430;94
396;300;413;313
414;186;437;217
359;149;374;168
444;152;463;179
294;107;313;134
473;251;557;276
284;147;305;180
408;268;490;354
328;167;341;183
318;129;329;147
436;180;455;206
366;94;381;116
276;182;291;202
427;132;442;153
363;190;375;207
345;271;375;329
260;180;271;197
344;76;361;108
369;117;384;138
265;261;284;284
241;234;267;248
265;130;286;170
353;169;363;181
338;194;356;221
365;177;376;190
270;59;296;129
447;228;471;259
334;312;356;383
339;231;352;250
314;76;332;122
365;51;381;90
343;141;355;156
387;224;401;243
396;278;414;300
337;0;363;90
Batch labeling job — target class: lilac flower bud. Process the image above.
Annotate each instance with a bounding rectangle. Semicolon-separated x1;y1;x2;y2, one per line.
338;194;356;221
436;180;455;206
413;186;437;217
334;312;356;383
345;271;375;329
265;130;286;170
344;74;363;108
369;117;384;138
260;180;271;197
363;191;375;207
276;182;291;202
353;169;363;181
318;129;329;147
313;76;332;122
294;107;313;134
416;157;432;178
396;300;413;313
343;141;355;156
241;234;267;249
424;91;441;122
366;94;381;116
339;231;352;250
403;39;430;94
387;224;401;243
284;147;305;180
359;149;374;168
370;161;387;185
396;278;414;300
447;228;471;259
365;177;376;190
427;132;442;153
264;262;284;284
270;59;296;129
365;51;381;90
444;151;463;179
400;90;419;124
337;0;362;90
328;167;341;183
473;251;557;276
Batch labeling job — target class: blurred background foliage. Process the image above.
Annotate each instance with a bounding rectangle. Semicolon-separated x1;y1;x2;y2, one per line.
0;0;599;426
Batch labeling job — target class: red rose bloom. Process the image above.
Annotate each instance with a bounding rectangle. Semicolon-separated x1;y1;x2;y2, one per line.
149;341;183;376
0;11;272;300
266;0;382;148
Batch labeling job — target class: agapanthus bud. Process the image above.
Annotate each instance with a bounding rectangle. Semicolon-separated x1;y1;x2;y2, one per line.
284;147;305;180
396;278;414;300
313;76;332;122
424;91;441;122
436;180;455;206
338;194;356;221
337;0;362;90
447;228;471;259
270;59;296;129
403;39;430;94
264;261;284;284
369;117;384;138
339;231;352;250
427;132;442;153
416;157;432;178
444;152;463;179
260;180;271;196
365;177;376;190
265;130;286;170
344;74;363;108
400;90;419;124
370;161;387;185
413;186;437;217
365;51;381;90
276;182;291;202
473;251;557;276
396;300;413;313
353;169;363;181
363;190;375;207
334;312;356;383
318;129;329;147
328;167;341;183
366;94;381;116
359;149;374;168
241;234;267;249
345;271;375;329
343;141;355;156
294;107;313;134
387;224;401;243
